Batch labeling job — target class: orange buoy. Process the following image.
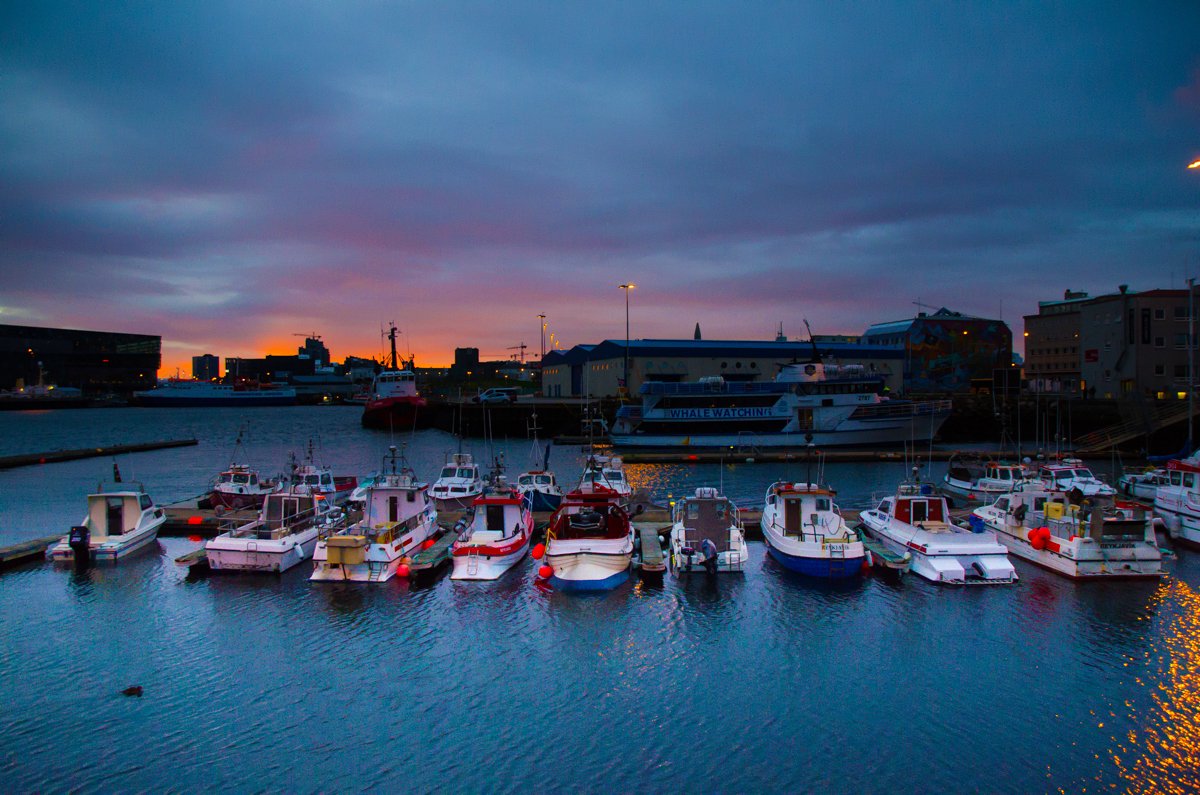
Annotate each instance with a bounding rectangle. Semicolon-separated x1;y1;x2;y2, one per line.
421;538;435;550
537;564;554;579
396;563;411;578
531;543;546;560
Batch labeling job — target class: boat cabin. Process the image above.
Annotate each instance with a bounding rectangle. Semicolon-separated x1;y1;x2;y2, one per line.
879;486;950;531
256;492;325;539
766;483;847;540
87;491;155;539
218;468;260;487
984;463;1024;484
676;487;739;551
462;493;525;543
372;370;417;398
518;472;556;489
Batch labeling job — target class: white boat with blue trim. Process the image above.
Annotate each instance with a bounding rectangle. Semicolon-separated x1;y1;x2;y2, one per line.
206;488;345;574
760;481;865;578
611;360;951;449
541;490;634;591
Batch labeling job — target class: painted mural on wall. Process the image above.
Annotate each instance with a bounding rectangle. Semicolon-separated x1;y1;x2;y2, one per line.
906;318;1012;392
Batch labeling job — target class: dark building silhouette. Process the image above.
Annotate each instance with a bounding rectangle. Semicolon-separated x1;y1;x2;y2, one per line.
0;324;160;394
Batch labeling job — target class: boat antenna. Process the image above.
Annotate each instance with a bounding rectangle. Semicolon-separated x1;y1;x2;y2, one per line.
805;433;815;487
113;459;122;484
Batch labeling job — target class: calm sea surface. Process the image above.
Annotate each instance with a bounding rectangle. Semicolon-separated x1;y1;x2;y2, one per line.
0;407;1196;793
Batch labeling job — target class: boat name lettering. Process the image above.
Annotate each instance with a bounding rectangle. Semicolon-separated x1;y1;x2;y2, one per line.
666;407;775;420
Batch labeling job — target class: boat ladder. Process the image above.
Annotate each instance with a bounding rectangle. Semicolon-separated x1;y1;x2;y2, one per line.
466;549;480;576
827;541;845;559
367;560;384;582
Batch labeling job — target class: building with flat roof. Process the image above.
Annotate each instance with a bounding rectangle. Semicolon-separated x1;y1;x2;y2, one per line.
0;324;160;395
541;339;904;398
861;307;1013;393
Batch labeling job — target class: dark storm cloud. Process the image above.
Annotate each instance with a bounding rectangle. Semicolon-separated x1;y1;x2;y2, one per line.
1;1;1198;364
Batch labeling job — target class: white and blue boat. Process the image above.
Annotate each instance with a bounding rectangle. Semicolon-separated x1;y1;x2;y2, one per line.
541;490;633;591
760;481;865;578
611;360;952;449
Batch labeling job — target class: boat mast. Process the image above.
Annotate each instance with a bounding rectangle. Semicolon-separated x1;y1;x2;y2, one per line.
387;323;399;370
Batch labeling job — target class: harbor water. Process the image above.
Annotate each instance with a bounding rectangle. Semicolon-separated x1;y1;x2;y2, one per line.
1;407;1197;792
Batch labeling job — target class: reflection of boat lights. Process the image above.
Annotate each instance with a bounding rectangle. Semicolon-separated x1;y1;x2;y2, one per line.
1110;579;1200;792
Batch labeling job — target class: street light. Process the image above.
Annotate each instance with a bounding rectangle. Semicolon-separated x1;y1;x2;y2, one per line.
619;283;635;392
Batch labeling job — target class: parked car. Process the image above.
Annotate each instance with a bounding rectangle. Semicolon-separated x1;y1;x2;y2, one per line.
472;387;520;404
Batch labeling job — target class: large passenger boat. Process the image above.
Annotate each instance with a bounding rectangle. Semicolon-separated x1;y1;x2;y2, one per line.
610;361;951;449
132;379;297;407
972;488;1161;579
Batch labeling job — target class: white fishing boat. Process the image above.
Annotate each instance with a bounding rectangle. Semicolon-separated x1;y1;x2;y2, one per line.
48;481;165;564
940;457;1033;502
286;442;357;506
449;465;534;581
1153;457;1200;549
972;488;1161;579
206;489;345;574
1117;468;1169;501
669;487;748;575
1033;460;1115;498
537;490;634;591
859;472;1017;585
578;454;632;502
430;452;484;511
760;481;865;578
517;413;563;512
311;447;439;583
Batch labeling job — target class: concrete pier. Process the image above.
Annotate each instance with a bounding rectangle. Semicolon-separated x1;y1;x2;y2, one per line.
0;439;199;470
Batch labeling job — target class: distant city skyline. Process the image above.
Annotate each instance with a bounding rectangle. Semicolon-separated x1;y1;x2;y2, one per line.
2;3;1198;374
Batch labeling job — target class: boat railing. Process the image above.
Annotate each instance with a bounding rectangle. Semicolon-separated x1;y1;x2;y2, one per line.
852;399;954;419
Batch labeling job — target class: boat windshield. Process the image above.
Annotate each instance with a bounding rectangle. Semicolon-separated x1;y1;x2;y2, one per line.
233;473;249;484
536;475;552;485
440;467;456;479
518;476;533;486
303;475;321;485
1070;468;1094;479
219;473;233;483
457;468;475;478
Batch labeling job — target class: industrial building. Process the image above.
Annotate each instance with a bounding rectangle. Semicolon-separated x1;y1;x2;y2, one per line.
0;324;160;395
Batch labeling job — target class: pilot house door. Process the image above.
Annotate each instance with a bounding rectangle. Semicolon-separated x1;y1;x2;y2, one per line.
784;499;801;535
106;497;124;535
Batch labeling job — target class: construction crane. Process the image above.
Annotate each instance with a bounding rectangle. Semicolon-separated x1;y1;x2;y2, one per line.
506;343;528;363
911;300;938;315
292;332;323;341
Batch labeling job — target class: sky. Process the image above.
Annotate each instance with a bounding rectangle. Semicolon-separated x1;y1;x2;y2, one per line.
2;2;1199;374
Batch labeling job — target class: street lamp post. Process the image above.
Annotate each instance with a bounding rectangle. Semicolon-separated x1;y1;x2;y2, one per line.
619;283;635;394
1190;278;1195;448
538;314;546;361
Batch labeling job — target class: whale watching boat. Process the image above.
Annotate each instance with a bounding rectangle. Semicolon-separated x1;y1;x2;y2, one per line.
430;452;484;511
450;462;534;580
311;446;439;583
610;357;952;450
361;323;427;430
540;490;634;590
1153;455;1200;549
48;475;165;564
859;471;1017;585
760;481;865;578
669;487;748;575
206;488;346;573
940;456;1033;502
132;378;296;407
972;488;1161;579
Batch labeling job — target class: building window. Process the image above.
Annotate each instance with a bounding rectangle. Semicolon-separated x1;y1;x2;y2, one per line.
1176;364;1187;378
1176;306;1189;320
1155;308;1165;320
1155;364;1166;376
1176;334;1189;349
1156;336;1165;348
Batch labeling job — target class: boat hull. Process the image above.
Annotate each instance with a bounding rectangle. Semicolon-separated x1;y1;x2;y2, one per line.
207;532;319;574
449;542;528;580
48;524;161;564
611;418;949;450
544;551;632;591
764;543;864;578
524;489;563;512
361;396;427;430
